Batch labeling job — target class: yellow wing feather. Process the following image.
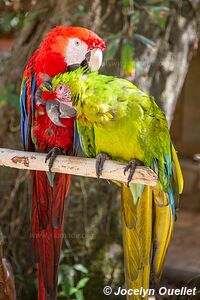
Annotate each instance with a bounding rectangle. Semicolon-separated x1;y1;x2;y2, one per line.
171;145;184;194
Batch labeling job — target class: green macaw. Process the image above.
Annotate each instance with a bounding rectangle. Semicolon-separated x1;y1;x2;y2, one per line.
47;68;183;299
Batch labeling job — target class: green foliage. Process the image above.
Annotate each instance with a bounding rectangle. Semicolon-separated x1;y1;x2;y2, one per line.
106;0;170;77
121;0;134;8
58;250;90;300
134;33;156;47
120;40;135;76
146;4;170;29
0;11;24;33
130;10;140;24
73;264;89;274
0;84;19;110
76;4;86;17
25;8;48;22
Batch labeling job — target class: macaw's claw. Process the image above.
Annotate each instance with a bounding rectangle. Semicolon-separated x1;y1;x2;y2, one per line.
96;153;108;178
35;79;53;105
45;147;62;172
124;159;143;186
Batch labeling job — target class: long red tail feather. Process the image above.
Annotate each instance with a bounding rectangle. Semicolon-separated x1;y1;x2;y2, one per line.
31;171;70;300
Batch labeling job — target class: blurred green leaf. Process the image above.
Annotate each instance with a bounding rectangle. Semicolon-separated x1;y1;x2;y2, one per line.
58;251;89;299
75;289;84;300
121;0;131;8
146;0;169;4
60;249;71;262
151;5;169;12
25;8;48;21
134;33;156;47
77;4;86;16
63;278;72;296
120;40;135;76
73;264;88;274
0;12;24;33
148;5;169;29
57;272;63;286
59;264;71;273
69;287;78;295
76;277;89;289
130;11;140;23
0;84;19;110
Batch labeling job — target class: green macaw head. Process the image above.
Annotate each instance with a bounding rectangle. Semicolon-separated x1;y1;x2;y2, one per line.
49;68;86;120
52;68;85;101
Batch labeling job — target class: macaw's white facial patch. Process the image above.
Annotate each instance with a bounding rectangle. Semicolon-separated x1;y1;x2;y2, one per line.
65;38;88;67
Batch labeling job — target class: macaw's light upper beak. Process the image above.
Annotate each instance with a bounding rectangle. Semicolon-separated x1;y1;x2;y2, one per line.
88;48;103;71
68;48;103;72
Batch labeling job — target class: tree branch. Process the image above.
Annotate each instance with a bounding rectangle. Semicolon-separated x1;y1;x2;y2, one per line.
0;148;157;186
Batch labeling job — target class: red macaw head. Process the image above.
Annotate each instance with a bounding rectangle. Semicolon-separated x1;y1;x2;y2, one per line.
35;26;105;79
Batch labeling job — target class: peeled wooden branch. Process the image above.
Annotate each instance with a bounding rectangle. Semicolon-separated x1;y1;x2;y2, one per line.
0;148;157;186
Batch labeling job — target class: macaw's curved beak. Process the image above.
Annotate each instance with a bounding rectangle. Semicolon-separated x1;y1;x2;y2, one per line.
88;48;103;71
68;48;103;72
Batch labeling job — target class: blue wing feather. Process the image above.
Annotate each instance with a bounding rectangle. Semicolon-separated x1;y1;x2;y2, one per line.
164;154;172;180
20;76;36;149
31;76;36;113
168;185;175;215
20;81;28;149
73;120;80;156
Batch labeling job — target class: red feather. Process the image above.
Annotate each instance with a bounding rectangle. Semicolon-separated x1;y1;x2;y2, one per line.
21;25;105;300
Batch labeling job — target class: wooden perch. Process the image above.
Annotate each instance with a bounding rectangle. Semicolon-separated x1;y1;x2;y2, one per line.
0;148;157;186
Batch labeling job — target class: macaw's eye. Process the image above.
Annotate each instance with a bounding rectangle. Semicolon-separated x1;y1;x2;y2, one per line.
75;40;80;46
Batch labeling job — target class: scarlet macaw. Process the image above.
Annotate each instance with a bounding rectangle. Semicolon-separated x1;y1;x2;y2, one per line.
48;68;183;300
20;26;105;300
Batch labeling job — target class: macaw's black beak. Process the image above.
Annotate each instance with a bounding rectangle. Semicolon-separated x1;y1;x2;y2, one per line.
67;64;81;72
46;100;77;127
81;51;91;68
68;51;91;72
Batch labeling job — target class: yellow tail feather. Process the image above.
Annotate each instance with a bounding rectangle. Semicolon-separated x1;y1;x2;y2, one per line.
151;191;174;283
121;184;174;299
121;184;153;300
